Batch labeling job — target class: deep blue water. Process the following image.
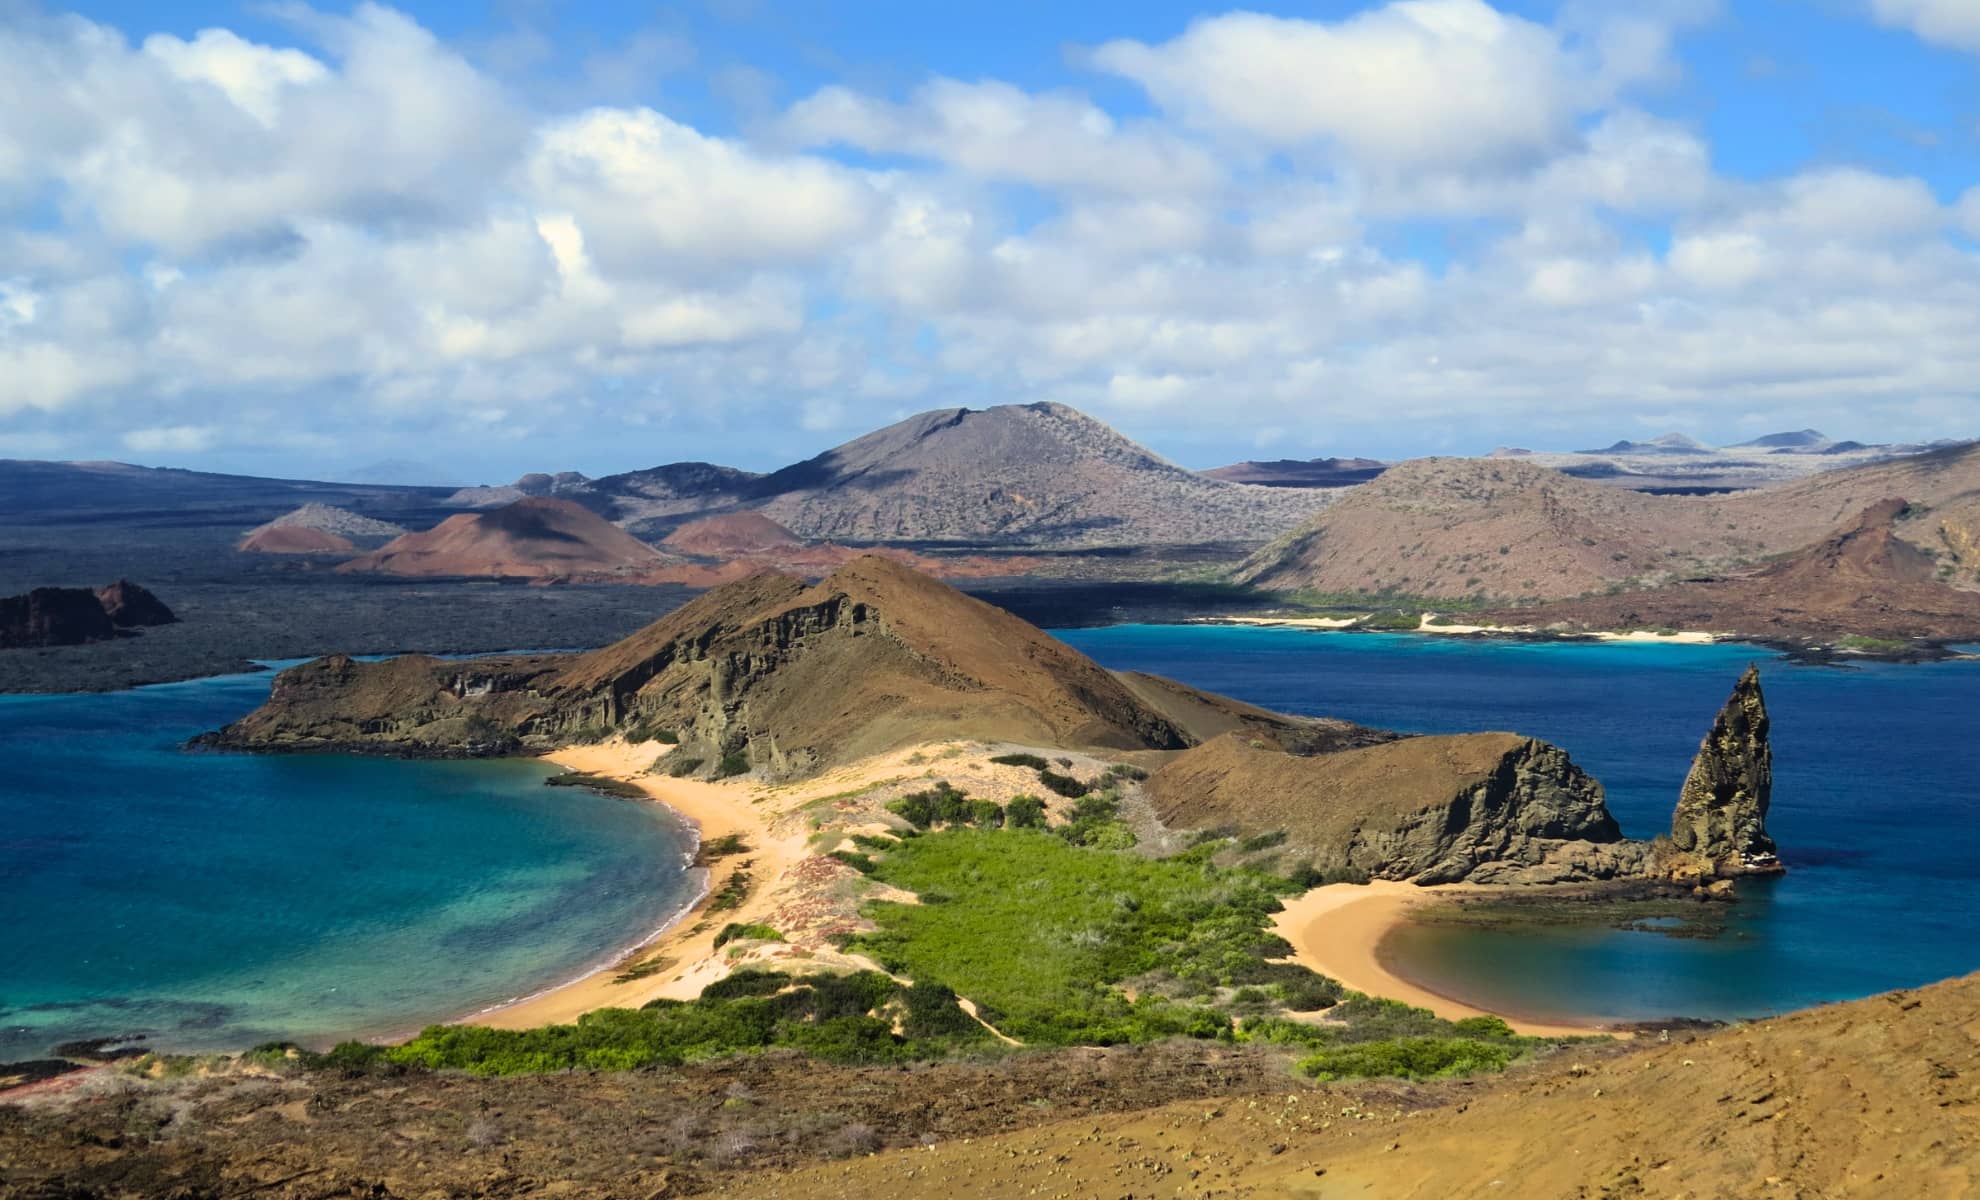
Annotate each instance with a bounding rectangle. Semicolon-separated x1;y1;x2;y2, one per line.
1056;626;1980;1023
0;668;697;1060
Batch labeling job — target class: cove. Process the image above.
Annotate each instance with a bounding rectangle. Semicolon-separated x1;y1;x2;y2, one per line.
1055;625;1980;1024
0;667;697;1060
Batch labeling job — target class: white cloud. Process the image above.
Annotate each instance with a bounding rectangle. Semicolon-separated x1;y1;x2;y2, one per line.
142;27;328;126
1870;0;1980;53
1959;186;1980;238
783;78;1221;194
525;106;878;274
1092;1;1657;172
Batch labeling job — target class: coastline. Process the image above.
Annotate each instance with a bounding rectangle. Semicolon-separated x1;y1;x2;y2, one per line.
1272;882;1612;1040
468;742;805;1030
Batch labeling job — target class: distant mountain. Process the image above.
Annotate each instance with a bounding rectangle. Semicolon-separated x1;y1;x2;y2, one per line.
739;402;1334;547
1232;457;1748;601
444;471;595;509
1200;457;1387;488
1733;430;1831;451
586;463;765;533
1235;441;1980;607
1582;432;1712;455
339;497;672;581
660;512;803;558
238;526;355;554
0;460;451;520
1488;500;1980;642
1;580;176;649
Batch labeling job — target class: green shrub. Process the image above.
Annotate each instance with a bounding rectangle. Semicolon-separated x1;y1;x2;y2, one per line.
1005;795;1048;829
887;781;972;829
713;751;752;779
1238;830;1289;853
700;834;749;858
1298;1036;1517;1081
899;981;988;1041
713;922;784;949
968;799;1006;828
989;753;1049;770
1105;763;1149;782
1035;770;1090;798
1287;862;1371;889
830;850;878;875
666;756;705;777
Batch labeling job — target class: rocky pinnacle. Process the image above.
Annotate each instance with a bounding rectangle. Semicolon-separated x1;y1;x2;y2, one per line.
1669;665;1782;878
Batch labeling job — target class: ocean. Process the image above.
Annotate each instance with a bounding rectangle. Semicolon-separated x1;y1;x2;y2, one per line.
0;667;698;1061
5;631;1975;1057
1057;625;1980;1024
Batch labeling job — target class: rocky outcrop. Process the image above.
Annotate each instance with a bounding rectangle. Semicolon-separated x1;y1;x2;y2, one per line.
1665;665;1781;879
1;581;176;648
204;557;1194;774
0;588;116;648
94;581;177;629
1145;731;1646;884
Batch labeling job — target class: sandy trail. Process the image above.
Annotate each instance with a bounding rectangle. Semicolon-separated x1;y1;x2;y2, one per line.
1273;882;1609;1040
470;742;808;1030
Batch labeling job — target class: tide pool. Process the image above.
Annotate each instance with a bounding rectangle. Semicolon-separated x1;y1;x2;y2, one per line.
1055;625;1980;1023
0;668;696;1060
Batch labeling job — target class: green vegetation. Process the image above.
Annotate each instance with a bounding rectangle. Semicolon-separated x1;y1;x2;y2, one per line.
1238;995;1539;1080
1053;788;1136;849
1105;763;1150;782
666;756;705;777
1035;769;1091;798
713;922;784;949
1839;634;1909;654
713;750;752;779
1298;1036;1520;1081
707;869;753;913
700;834;749;859
1237;830;1288;854
989;752;1050;770
543;771;647;800
851;829;1327;1044
625;720;680;745
1355;611;1424;632
1005;795;1047;829
379;970;986;1075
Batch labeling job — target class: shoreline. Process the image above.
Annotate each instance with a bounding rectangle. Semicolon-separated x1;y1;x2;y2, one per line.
1272;882;1613;1040
465;743;802;1031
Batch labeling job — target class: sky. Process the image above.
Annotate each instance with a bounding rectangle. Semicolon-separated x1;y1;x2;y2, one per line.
1;0;1977;482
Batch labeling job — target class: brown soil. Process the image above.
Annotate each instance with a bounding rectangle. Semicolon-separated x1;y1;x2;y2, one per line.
237;525;356;554
726;972;1980;1198
1490;500;1980;642
339;497;673;581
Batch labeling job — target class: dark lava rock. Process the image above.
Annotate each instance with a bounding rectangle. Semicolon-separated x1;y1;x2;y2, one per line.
94;580;177;628
1668;665;1781;878
0;587;117;648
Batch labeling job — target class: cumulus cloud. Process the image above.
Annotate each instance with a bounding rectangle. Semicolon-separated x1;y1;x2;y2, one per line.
1870;0;1980;53
0;1;1976;471
782;78;1221;194
1090;0;1665;172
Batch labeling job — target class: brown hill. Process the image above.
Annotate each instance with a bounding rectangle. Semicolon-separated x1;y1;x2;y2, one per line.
237;525;355;554
209;557;1196;774
732;971;1980;1199
1145;730;1638;884
93;581;176;629
1490;500;1980;642
1236;442;1980;604
660;512;803;557
1232;457;1751;601
338;497;671;581
747;402;1335;548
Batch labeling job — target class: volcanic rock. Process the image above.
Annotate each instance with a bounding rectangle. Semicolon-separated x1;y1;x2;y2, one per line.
0;588;117;648
338;497;672;581
237;525;356;554
94;581;177;628
1667;665;1780;878
1144;730;1640;884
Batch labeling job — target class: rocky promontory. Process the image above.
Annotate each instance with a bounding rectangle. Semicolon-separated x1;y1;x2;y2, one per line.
1663;665;1782;879
1;580;176;649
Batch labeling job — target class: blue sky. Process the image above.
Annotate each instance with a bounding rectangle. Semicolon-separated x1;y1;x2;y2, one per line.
2;0;1977;481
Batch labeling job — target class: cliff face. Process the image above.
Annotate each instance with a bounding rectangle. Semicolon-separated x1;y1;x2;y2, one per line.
205;558;1193;775
1666;665;1781;878
94;581;177;629
1145;731;1644;884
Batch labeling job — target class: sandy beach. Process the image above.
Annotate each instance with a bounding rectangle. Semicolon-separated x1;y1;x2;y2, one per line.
1273;882;1610;1039
471;742;810;1030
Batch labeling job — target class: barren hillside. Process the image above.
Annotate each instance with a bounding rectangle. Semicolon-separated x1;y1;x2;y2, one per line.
339;497;671;580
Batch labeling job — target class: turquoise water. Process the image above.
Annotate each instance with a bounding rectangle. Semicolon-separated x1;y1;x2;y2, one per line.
1056;626;1980;1023
0;669;697;1060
